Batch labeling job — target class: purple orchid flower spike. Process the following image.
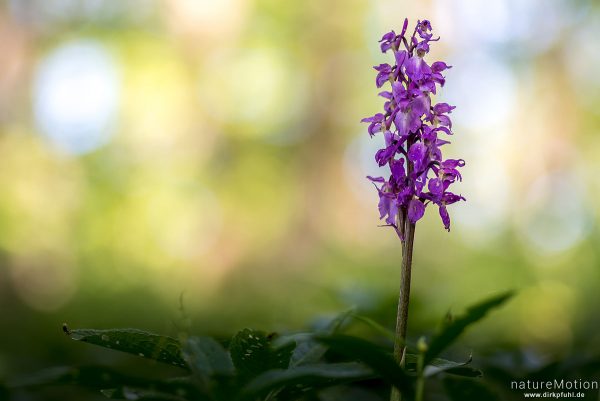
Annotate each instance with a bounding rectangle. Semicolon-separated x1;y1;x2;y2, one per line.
361;19;464;234
361;19;465;401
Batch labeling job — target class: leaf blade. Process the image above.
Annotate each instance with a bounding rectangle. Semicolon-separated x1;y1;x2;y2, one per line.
289;310;355;367
424;291;514;365
315;334;414;396
181;336;234;378
230;329;295;381
69;328;187;369
241;362;373;399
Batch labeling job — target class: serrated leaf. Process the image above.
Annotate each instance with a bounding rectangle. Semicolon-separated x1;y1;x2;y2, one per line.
404;354;482;378
316;335;413;396
425;291;514;365
69;329;186;369
182;336;234;378
230;329;294;380
241;362;373;399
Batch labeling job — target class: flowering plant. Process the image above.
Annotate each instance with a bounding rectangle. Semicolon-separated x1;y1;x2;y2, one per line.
362;19;466;401
9;18;519;401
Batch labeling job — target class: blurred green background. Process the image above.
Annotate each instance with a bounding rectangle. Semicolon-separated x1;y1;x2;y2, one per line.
1;0;600;397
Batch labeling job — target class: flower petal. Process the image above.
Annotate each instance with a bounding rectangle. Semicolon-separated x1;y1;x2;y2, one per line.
408;199;425;223
439;205;450;231
428;178;444;197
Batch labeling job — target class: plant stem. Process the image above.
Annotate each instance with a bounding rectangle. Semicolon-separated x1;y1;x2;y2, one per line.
390;217;416;401
415;349;426;401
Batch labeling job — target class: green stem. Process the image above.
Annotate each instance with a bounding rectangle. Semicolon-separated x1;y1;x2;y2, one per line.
390;217;416;401
415;338;427;401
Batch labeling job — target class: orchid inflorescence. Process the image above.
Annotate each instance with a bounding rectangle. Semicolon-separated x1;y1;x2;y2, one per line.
362;19;465;236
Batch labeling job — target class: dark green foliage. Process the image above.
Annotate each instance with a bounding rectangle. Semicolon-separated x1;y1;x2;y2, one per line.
405;354;482;378
69;328;187;369
288;309;354;367
424;291;514;365
181;336;234;378
241;363;374;399
316;334;414;397
101;387;189;401
10;294;513;401
443;377;501;401
230;329;294;380
9;366;146;389
8;365;206;400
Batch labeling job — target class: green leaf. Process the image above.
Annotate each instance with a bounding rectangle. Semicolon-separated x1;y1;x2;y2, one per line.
230;329;272;378
325;309;355;332
288;334;326;368
319;385;385;401
272;341;296;370
424;291;514;365
69;328;186;368
9;366;149;390
350;314;395;341
241;362;373;399
230;329;294;380
443;377;500;401
181;336;235;379
9;366;205;400
316;335;413;396
289;310;355;367
426;357;482;378
405;354;482;378
100;387;190;400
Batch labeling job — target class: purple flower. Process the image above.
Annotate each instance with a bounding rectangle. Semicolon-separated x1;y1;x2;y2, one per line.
428;178;444;197
394;108;421;137
415;41;430;55
411;94;431;118
416;20;433;40
379;31;397;53
375;183;399;226
361;113;385;136
374;63;393;88
408;199;425;223
439;205;451;231
431;61;451;73
394;50;408;67
390;158;405;181
431;103;455;128
405;56;431;81
408;142;427;173
361;19;465;235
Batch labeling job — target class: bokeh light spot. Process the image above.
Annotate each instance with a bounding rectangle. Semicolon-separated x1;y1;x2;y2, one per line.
33;40;120;155
443;52;516;130
344;131;386;206
519;281;575;350
10;253;77;312
519;172;591;254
